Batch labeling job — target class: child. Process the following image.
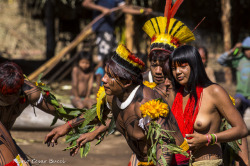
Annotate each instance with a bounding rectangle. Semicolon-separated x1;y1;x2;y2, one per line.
71;51;95;109
94;55;109;96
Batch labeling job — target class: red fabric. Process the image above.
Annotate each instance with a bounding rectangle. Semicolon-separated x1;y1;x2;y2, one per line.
171;86;203;165
5;160;18;166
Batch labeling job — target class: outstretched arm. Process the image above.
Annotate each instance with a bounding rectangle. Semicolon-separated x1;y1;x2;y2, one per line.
82;0;113;15
121;5;152;15
70;118;112;156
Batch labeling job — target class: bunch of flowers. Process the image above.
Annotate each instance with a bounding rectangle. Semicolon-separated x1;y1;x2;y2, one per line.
139;99;188;165
143;81;157;89
140;99;169;119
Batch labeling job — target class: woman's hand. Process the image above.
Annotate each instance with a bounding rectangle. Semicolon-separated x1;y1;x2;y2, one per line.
186;133;207;151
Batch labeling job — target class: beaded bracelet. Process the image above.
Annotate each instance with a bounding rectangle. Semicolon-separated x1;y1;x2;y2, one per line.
210;134;216;145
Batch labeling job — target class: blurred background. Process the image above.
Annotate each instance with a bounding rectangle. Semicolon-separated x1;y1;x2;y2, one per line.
0;0;250;165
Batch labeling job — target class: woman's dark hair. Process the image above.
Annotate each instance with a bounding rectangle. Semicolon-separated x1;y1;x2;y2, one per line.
169;45;213;105
0;62;24;95
106;59;143;85
149;50;170;62
76;51;93;70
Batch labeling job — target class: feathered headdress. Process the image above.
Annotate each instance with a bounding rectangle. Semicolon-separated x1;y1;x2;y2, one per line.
143;0;195;54
111;44;145;76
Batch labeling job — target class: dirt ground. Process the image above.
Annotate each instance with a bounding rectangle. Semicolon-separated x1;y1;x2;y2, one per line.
10;131;250;166
11;131;132;166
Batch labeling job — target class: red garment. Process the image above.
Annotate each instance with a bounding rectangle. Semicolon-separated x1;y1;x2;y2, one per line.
171;86;203;165
5;161;18;166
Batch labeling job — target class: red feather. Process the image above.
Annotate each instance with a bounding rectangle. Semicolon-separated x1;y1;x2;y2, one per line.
164;0;172;18
170;0;184;18
165;0;172;33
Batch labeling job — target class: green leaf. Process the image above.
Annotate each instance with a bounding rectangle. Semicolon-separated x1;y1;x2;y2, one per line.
50;115;58;126
57;107;67;115
80;106;97;128
40;85;51;91
83;142;90;157
237;138;242;145
65;134;80;143
160;155;167;166
37;73;43;83
63;141;77;150
96;132;106;145
68;110;82;117
227;141;241;153
147;124;152;139
107;117;116;135
80;147;84;158
50;99;60;107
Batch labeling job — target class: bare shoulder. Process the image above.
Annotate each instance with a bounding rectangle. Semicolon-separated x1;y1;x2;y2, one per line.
72;66;78;73
204;84;229;101
142;85;162;102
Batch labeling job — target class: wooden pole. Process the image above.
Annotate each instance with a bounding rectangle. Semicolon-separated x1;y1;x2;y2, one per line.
28;6;123;81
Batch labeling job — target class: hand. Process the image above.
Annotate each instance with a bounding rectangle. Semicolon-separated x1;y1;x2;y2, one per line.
70;131;98;156
102;8;111;15
44;123;71;147
233;42;242;50
144;8;153;15
186;133;207;151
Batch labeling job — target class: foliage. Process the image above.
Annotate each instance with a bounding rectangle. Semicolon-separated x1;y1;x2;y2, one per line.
147;121;188;165
140;98;188;165
25;74;114;158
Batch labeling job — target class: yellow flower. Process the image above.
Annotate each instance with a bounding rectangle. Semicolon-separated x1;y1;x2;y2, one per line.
138;161;154;166
143;81;157;89
229;95;235;105
96;86;106;121
140;99;169;120
34;82;45;86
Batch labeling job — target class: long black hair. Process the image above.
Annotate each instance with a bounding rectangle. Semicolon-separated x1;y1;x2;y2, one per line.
169;45;213;105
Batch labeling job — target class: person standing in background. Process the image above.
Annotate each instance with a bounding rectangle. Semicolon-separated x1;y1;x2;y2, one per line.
198;46;216;83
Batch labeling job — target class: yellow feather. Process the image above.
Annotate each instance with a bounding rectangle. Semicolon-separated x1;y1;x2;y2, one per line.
96;90;106;121
156;17;168;34
115;44;144;69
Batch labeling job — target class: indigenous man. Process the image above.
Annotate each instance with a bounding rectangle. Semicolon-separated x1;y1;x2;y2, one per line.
45;44;188;165
0;62;60;165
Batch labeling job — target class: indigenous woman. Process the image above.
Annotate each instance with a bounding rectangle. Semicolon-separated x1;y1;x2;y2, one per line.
169;45;248;165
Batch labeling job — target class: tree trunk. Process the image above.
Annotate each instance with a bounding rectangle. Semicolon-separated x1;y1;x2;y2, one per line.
45;0;56;60
221;0;231;51
221;0;233;86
